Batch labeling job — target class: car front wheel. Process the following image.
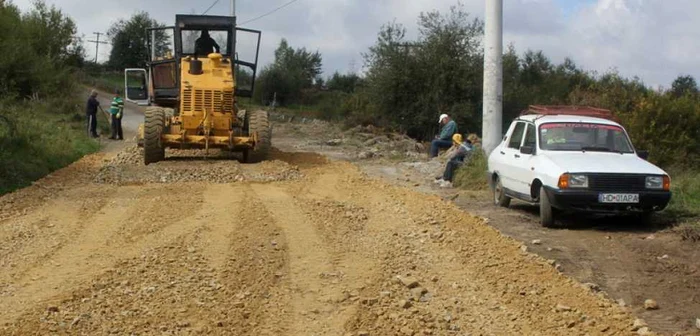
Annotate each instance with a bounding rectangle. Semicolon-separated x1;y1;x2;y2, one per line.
539;186;556;227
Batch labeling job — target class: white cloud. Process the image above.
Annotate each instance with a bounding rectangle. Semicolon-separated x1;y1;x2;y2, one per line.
8;0;700;86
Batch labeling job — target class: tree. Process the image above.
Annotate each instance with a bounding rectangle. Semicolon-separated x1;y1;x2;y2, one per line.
362;4;484;139
0;0;82;98
253;39;323;105
107;12;168;69
327;72;362;93
670;75;698;98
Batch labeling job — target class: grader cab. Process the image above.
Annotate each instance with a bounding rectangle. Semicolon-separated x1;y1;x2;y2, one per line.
125;14;269;165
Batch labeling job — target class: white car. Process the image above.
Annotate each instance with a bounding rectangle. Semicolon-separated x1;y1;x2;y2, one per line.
487;106;672;227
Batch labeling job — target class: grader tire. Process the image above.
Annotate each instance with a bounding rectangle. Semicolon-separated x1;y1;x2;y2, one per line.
247;109;271;163
144;107;166;165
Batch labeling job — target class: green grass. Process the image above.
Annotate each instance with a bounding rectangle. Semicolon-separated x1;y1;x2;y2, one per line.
81;72;123;94
665;170;700;218
0;95;101;195
453;149;489;191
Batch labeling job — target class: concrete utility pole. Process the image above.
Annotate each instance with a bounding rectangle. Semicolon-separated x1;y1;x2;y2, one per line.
231;0;236;17
482;0;503;157
87;32;108;64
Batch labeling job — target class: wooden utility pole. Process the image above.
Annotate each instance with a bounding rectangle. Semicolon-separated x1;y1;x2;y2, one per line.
87;32;108;64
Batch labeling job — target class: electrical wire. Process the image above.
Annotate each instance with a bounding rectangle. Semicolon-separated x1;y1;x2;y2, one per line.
239;0;300;25
201;0;221;15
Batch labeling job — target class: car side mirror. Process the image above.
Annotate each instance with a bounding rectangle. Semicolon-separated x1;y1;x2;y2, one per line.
520;145;535;155
637;150;649;160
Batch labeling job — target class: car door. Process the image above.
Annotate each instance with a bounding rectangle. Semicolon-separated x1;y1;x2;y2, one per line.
510;123;537;197
498;121;526;191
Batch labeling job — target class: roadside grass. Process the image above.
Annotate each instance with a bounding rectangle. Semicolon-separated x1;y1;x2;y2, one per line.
453;150;489;191
666;170;700;241
0;96;100;195
665;170;700;218
81;72;123;94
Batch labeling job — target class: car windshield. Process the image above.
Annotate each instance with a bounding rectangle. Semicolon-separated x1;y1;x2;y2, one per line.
539;122;634;153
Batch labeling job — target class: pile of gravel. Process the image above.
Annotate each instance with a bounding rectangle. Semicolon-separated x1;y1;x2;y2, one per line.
94;146;302;185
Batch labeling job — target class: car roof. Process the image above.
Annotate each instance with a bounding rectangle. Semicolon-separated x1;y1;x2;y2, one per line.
516;114;622;126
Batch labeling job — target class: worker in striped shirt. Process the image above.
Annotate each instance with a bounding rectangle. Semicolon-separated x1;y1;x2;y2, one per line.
109;89;124;140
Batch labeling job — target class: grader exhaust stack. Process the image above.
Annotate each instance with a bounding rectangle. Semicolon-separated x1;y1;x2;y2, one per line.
125;14;270;164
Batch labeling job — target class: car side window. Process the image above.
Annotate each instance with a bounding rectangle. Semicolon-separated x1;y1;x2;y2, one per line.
508;122;526;149
524;124;536;148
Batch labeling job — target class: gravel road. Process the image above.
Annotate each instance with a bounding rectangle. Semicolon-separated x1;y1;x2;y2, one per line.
0;114;656;335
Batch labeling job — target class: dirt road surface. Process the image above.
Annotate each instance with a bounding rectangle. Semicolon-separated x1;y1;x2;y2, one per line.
0;114;694;335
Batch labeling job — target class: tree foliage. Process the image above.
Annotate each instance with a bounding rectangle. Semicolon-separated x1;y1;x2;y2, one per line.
253;39;323;105
107;11;169;69
670;75;698;98
342;5;697;167
361;4;484;139
0;0;83;98
326;72;363;93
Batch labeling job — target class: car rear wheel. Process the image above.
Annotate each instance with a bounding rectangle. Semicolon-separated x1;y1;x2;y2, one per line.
539;186;556;227
494;176;511;208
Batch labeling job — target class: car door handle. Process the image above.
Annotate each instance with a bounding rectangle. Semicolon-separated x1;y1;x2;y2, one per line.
514;154;521;158
500;151;505;155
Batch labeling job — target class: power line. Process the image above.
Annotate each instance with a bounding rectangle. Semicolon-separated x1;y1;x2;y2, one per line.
202;0;221;15
239;0;300;25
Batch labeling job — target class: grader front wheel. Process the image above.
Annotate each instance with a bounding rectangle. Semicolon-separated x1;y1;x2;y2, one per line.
246;109;271;163
144;107;166;165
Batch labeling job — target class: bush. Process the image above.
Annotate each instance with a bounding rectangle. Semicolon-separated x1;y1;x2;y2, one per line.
0;96;100;194
665;170;700;219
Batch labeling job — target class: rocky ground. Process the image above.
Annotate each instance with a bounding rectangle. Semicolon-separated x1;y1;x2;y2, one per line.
0;115;697;335
272;119;700;336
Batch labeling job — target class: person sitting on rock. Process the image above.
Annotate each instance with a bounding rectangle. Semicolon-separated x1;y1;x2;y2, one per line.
434;133;475;188
429;114;458;158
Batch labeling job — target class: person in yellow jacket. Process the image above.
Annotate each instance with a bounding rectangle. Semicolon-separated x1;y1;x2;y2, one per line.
434;133;475;188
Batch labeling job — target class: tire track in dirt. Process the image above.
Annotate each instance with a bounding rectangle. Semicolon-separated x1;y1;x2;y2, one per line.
0;187;145;325
0;184;238;326
3;183;290;335
0;199;83;285
199;186;290;335
194;184;243;271
291;162;635;335
0;186;116;279
252;183;362;335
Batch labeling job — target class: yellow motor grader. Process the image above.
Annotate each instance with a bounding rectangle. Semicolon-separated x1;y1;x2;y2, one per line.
125;14;269;164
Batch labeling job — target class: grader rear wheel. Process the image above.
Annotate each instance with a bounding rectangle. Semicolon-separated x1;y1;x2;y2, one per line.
144;107;166;165
246;109;271;163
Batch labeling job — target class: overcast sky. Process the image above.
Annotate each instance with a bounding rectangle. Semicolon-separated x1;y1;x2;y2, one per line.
10;0;700;88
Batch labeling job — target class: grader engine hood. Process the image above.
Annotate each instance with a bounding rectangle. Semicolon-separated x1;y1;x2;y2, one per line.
180;54;235;114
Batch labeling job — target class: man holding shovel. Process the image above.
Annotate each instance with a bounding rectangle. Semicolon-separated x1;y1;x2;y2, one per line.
85;90;106;138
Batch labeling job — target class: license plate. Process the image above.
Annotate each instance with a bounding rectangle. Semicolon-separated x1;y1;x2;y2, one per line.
598;193;639;203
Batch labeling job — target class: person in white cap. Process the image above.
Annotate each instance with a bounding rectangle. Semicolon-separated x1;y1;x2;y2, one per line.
430;113;458;158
